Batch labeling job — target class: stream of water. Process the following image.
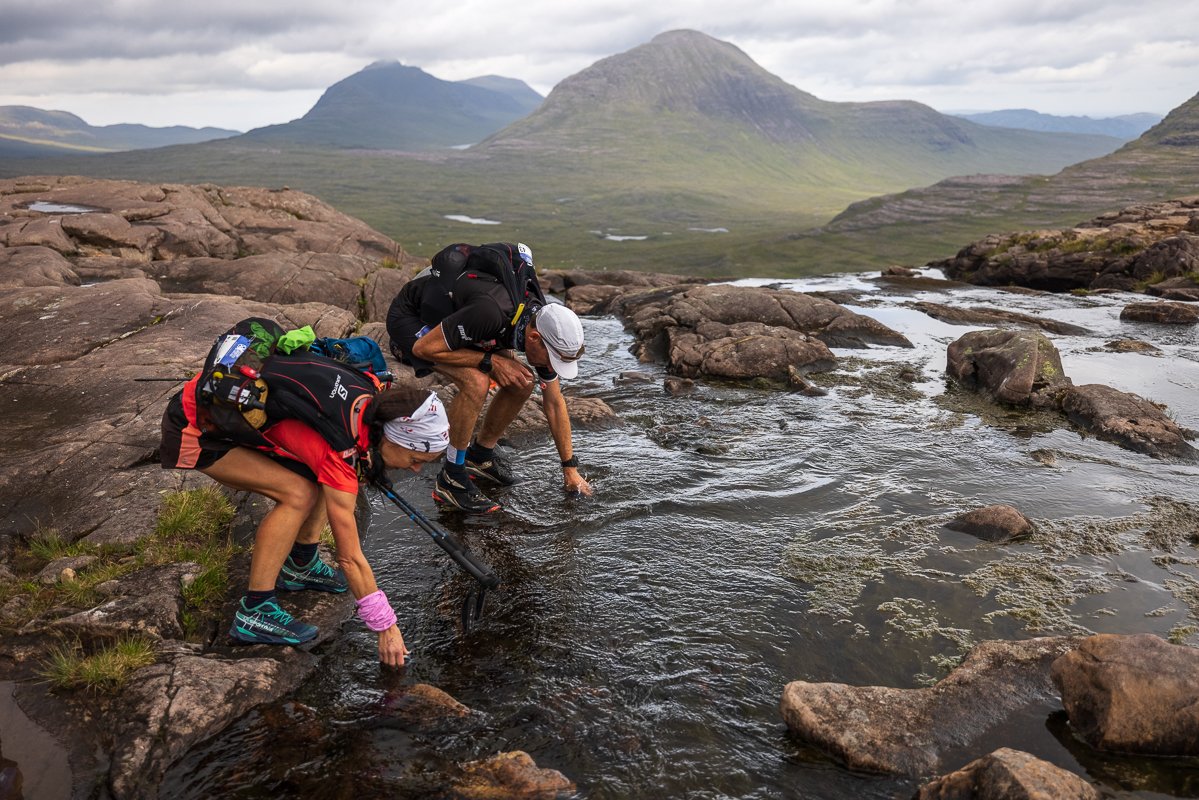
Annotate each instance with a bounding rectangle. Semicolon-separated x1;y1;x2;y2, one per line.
163;271;1199;798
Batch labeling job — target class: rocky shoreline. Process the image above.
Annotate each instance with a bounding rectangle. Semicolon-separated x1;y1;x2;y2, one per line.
1;176;1196;798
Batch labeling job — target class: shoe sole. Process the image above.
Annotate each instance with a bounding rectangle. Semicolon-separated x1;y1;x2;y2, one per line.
229;625;317;645
275;578;349;593
431;488;501;513
463;464;517;486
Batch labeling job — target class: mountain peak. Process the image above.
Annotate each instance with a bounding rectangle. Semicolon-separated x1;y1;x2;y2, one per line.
485;28;825;149
1135;91;1199;148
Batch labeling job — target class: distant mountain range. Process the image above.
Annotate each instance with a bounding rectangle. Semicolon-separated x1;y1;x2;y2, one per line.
0;106;238;158
238;61;543;150
951;109;1163;140
1;29;1191;277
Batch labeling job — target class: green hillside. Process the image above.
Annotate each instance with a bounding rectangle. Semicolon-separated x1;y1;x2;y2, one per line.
0;31;1138;277
762;91;1199;273
239;61;542;150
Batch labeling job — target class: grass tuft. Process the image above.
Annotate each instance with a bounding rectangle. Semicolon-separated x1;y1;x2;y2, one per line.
40;636;157;692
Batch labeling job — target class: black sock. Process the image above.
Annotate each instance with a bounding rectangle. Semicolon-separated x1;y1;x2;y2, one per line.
289;542;319;565
467;442;494;461
244;589;276;609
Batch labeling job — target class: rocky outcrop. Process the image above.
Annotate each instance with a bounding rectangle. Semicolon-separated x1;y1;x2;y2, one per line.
946;329;1070;408
1145;275;1199;302
0;177;588;798
0;176;427;316
933;197;1199;292
915;748;1099;800
945;505;1035;543
1051;634;1199;756
780;637;1080;776
946;330;1195;460
570;282;912;383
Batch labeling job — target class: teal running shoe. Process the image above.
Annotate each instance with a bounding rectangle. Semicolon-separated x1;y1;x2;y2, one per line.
229;598;318;645
275;553;348;593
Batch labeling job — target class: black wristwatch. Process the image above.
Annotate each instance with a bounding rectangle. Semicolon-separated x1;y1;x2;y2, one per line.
561;455;579;468
478;351;493;374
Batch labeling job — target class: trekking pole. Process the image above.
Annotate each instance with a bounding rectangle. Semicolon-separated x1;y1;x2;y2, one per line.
370;476;501;591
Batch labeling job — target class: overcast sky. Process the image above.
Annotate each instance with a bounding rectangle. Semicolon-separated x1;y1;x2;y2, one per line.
1;0;1195;132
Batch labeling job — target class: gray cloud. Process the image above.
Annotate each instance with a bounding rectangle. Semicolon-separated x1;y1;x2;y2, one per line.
0;0;1193;128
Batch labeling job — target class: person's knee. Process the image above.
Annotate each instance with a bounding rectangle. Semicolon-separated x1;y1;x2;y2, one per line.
277;479;320;513
454;368;492;402
499;380;534;401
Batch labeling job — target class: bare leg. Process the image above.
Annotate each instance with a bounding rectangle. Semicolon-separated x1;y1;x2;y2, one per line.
476;383;534;448
200;448;320;592
436;364;493;451
294;501;329;546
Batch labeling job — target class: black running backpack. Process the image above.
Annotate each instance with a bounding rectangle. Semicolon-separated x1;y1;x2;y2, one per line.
419;242;547;329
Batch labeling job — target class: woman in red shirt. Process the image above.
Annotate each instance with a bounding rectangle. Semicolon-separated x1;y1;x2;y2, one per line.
162;381;448;667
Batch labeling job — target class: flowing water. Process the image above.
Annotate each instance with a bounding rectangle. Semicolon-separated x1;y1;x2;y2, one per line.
164;272;1199;799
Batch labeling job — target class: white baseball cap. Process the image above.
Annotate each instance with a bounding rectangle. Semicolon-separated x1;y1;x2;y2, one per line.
535;304;585;379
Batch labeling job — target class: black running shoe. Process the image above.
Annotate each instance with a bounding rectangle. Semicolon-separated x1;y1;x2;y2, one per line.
432;468;502;513
464;450;516;486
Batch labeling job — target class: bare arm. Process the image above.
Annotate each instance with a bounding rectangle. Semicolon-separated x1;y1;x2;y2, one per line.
540;377;592;495
412;324;533;388
324;486;409;667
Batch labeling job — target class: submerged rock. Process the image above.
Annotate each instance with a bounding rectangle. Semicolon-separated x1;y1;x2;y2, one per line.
452;750;575;799
1051;633;1199;756
780;637;1080;776
915;748;1099;799
1102;339;1160;353
913;301;1090;335
946;505;1035;543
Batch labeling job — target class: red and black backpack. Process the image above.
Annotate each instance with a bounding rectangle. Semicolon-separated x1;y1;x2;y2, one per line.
193;317;382;453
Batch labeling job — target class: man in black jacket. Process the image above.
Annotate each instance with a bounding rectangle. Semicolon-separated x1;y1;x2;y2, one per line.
386;242;591;512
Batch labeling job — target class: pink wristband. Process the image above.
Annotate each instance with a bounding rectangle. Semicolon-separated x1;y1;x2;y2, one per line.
355;589;397;632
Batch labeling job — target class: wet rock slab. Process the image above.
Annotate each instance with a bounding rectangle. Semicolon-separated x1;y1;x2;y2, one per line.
1120;300;1199;324
913;301;1091;335
1061;384;1197;460
780;637;1080;776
